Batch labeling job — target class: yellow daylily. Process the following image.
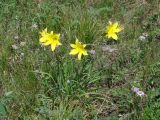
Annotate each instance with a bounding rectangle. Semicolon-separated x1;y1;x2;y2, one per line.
105;21;123;40
39;28;62;51
69;39;88;60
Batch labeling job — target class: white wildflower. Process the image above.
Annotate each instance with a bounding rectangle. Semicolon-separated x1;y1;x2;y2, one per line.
21;53;24;56
14;36;19;40
139;32;148;41
139;36;146;41
31;23;38;29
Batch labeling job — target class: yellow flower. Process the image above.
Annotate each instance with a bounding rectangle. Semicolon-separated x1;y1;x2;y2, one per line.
39;28;62;51
105;21;123;40
69;39;88;60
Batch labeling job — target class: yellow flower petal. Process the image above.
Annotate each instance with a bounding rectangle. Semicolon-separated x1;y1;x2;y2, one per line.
109;21;112;25
44;28;47;32
40;37;47;42
54;34;60;40
40;28;48;36
112;34;118;40
116;27;124;32
56;34;60;38
69;49;79;55
83;44;86;48
82;50;88;56
58;42;62;45
70;44;76;48
75;39;79;44
51;44;56;51
107;34;111;38
113;22;118;28
43;40;52;46
78;53;82;60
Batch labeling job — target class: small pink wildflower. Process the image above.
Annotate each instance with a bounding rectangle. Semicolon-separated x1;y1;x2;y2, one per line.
131;86;145;97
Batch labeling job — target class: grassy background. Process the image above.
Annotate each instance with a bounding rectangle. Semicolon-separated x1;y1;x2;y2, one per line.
0;0;160;119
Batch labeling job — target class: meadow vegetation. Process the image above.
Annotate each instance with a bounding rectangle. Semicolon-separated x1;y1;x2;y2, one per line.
0;0;160;119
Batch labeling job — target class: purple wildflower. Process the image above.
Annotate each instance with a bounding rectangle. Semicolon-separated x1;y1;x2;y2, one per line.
136;91;145;97
131;86;139;93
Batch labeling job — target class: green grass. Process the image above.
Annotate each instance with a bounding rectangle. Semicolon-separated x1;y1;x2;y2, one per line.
0;0;160;119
